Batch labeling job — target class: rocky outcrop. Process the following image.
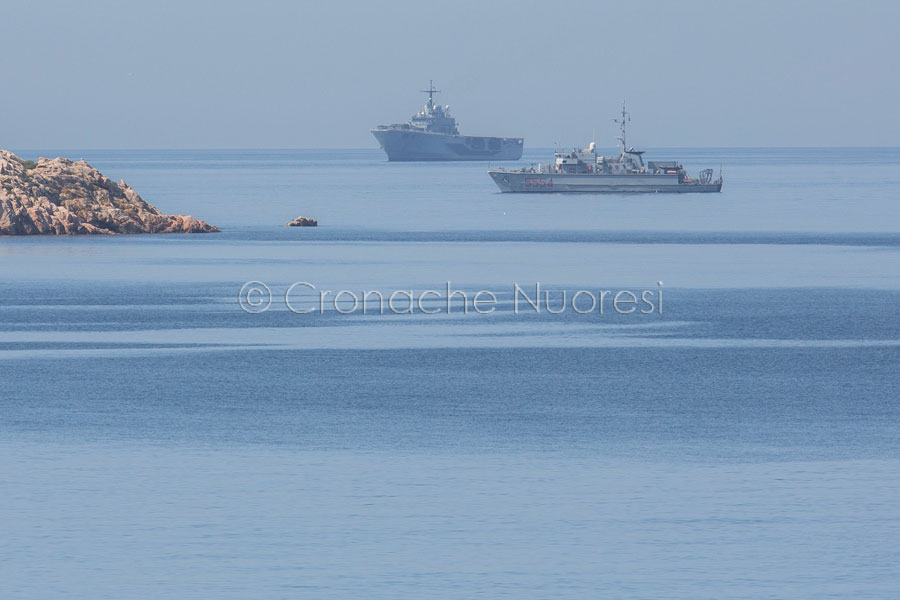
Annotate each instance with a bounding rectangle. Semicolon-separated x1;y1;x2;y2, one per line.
0;150;218;234
286;216;318;227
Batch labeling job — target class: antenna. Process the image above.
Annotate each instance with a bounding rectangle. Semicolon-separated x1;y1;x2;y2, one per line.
613;101;629;154
421;79;440;109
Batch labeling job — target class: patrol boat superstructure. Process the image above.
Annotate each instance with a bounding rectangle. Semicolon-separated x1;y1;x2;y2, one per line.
372;81;524;161
489;104;722;193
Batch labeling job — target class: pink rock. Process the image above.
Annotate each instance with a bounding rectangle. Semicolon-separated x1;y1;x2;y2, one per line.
0;149;219;235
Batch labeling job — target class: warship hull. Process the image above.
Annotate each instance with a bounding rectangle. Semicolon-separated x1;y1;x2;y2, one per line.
489;171;722;193
372;128;523;161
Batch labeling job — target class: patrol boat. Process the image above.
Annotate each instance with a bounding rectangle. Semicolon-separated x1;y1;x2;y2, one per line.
489;104;722;193
372;81;524;161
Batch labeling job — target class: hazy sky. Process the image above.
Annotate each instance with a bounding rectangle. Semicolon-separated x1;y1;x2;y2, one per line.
1;0;898;148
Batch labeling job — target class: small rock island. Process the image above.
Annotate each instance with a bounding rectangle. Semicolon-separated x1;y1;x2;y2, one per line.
0;150;218;235
286;216;317;227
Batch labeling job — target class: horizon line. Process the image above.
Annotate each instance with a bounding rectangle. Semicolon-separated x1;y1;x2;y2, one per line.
7;145;900;152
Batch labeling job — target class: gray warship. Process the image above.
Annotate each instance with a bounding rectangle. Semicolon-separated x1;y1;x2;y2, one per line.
372;81;524;161
489;104;722;193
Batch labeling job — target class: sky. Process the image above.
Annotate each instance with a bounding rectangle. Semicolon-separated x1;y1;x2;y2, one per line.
1;0;898;149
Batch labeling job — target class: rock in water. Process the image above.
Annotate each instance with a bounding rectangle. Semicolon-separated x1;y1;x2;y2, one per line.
0;150;218;235
286;216;318;227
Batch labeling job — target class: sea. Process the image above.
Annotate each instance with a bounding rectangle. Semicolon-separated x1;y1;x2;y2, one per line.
1;147;899;598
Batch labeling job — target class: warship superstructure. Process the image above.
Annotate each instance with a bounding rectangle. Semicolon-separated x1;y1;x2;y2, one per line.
489;104;722;193
372;81;524;161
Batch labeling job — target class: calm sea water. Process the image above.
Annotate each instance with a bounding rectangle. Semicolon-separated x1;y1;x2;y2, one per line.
2;148;899;598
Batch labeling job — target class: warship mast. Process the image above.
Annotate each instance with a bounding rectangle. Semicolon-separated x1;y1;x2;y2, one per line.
421;80;440;110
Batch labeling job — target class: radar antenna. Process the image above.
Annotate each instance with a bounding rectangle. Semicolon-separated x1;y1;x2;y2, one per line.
421;80;440;109
614;101;630;154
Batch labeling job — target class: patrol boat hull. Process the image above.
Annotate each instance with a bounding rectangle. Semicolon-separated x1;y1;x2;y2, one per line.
372;128;524;162
490;103;723;193
489;171;722;193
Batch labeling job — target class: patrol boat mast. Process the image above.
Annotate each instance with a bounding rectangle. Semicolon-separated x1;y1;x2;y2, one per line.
614;101;630;154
